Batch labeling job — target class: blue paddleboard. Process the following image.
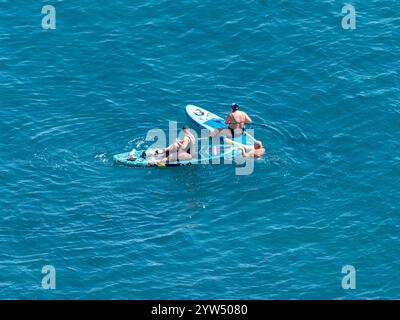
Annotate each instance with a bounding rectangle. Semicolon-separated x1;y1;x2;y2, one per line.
185;104;253;148
113;145;240;167
113;105;251;167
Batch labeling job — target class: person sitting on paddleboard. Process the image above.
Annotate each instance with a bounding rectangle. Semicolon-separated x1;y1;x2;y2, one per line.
209;103;252;139
155;124;195;164
241;140;266;158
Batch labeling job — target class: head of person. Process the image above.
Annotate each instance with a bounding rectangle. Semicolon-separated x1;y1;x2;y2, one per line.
231;103;239;112
254;140;263;149
182;124;190;133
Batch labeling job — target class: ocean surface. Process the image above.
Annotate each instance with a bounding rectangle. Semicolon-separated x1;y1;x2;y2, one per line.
0;0;399;299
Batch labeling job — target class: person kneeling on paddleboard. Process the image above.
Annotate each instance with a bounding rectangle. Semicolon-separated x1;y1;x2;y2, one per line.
242;140;266;158
155;124;195;164
226;103;252;138
209;103;252;139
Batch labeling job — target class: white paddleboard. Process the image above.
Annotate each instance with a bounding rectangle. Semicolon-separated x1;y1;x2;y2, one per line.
185;104;253;149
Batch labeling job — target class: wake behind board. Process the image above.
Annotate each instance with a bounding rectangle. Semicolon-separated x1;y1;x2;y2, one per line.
185;105;253;149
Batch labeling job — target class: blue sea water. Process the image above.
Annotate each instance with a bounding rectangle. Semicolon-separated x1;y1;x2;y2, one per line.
0;0;399;299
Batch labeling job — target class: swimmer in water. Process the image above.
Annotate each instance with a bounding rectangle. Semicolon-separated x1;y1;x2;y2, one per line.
241;140;266;158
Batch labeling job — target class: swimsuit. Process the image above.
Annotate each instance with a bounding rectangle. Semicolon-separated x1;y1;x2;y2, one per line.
168;134;195;162
230;127;245;138
228;112;246;137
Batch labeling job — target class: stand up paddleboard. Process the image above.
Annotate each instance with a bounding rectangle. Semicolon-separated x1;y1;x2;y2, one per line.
113;145;240;167
185;105;253;149
113;105;253;167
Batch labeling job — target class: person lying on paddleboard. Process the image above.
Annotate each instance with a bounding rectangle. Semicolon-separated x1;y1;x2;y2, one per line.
155;124;195;164
209;103;252;139
241;140;266;158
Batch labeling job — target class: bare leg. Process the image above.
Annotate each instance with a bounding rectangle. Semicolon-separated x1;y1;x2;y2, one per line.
209;129;222;138
167;142;180;152
155;156;168;164
222;128;233;138
159;141;180;154
176;152;192;161
155;151;192;164
155;150;178;164
210;128;232;138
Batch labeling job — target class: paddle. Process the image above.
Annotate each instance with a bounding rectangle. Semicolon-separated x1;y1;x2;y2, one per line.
224;137;253;150
196;135;253;150
244;130;256;142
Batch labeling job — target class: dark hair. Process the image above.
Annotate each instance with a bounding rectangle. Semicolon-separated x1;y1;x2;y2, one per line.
182;124;190;130
231;103;239;111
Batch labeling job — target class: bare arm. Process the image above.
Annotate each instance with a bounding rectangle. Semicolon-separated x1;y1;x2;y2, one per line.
242;148;254;157
225;114;232;125
244;112;252;124
179;136;190;149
